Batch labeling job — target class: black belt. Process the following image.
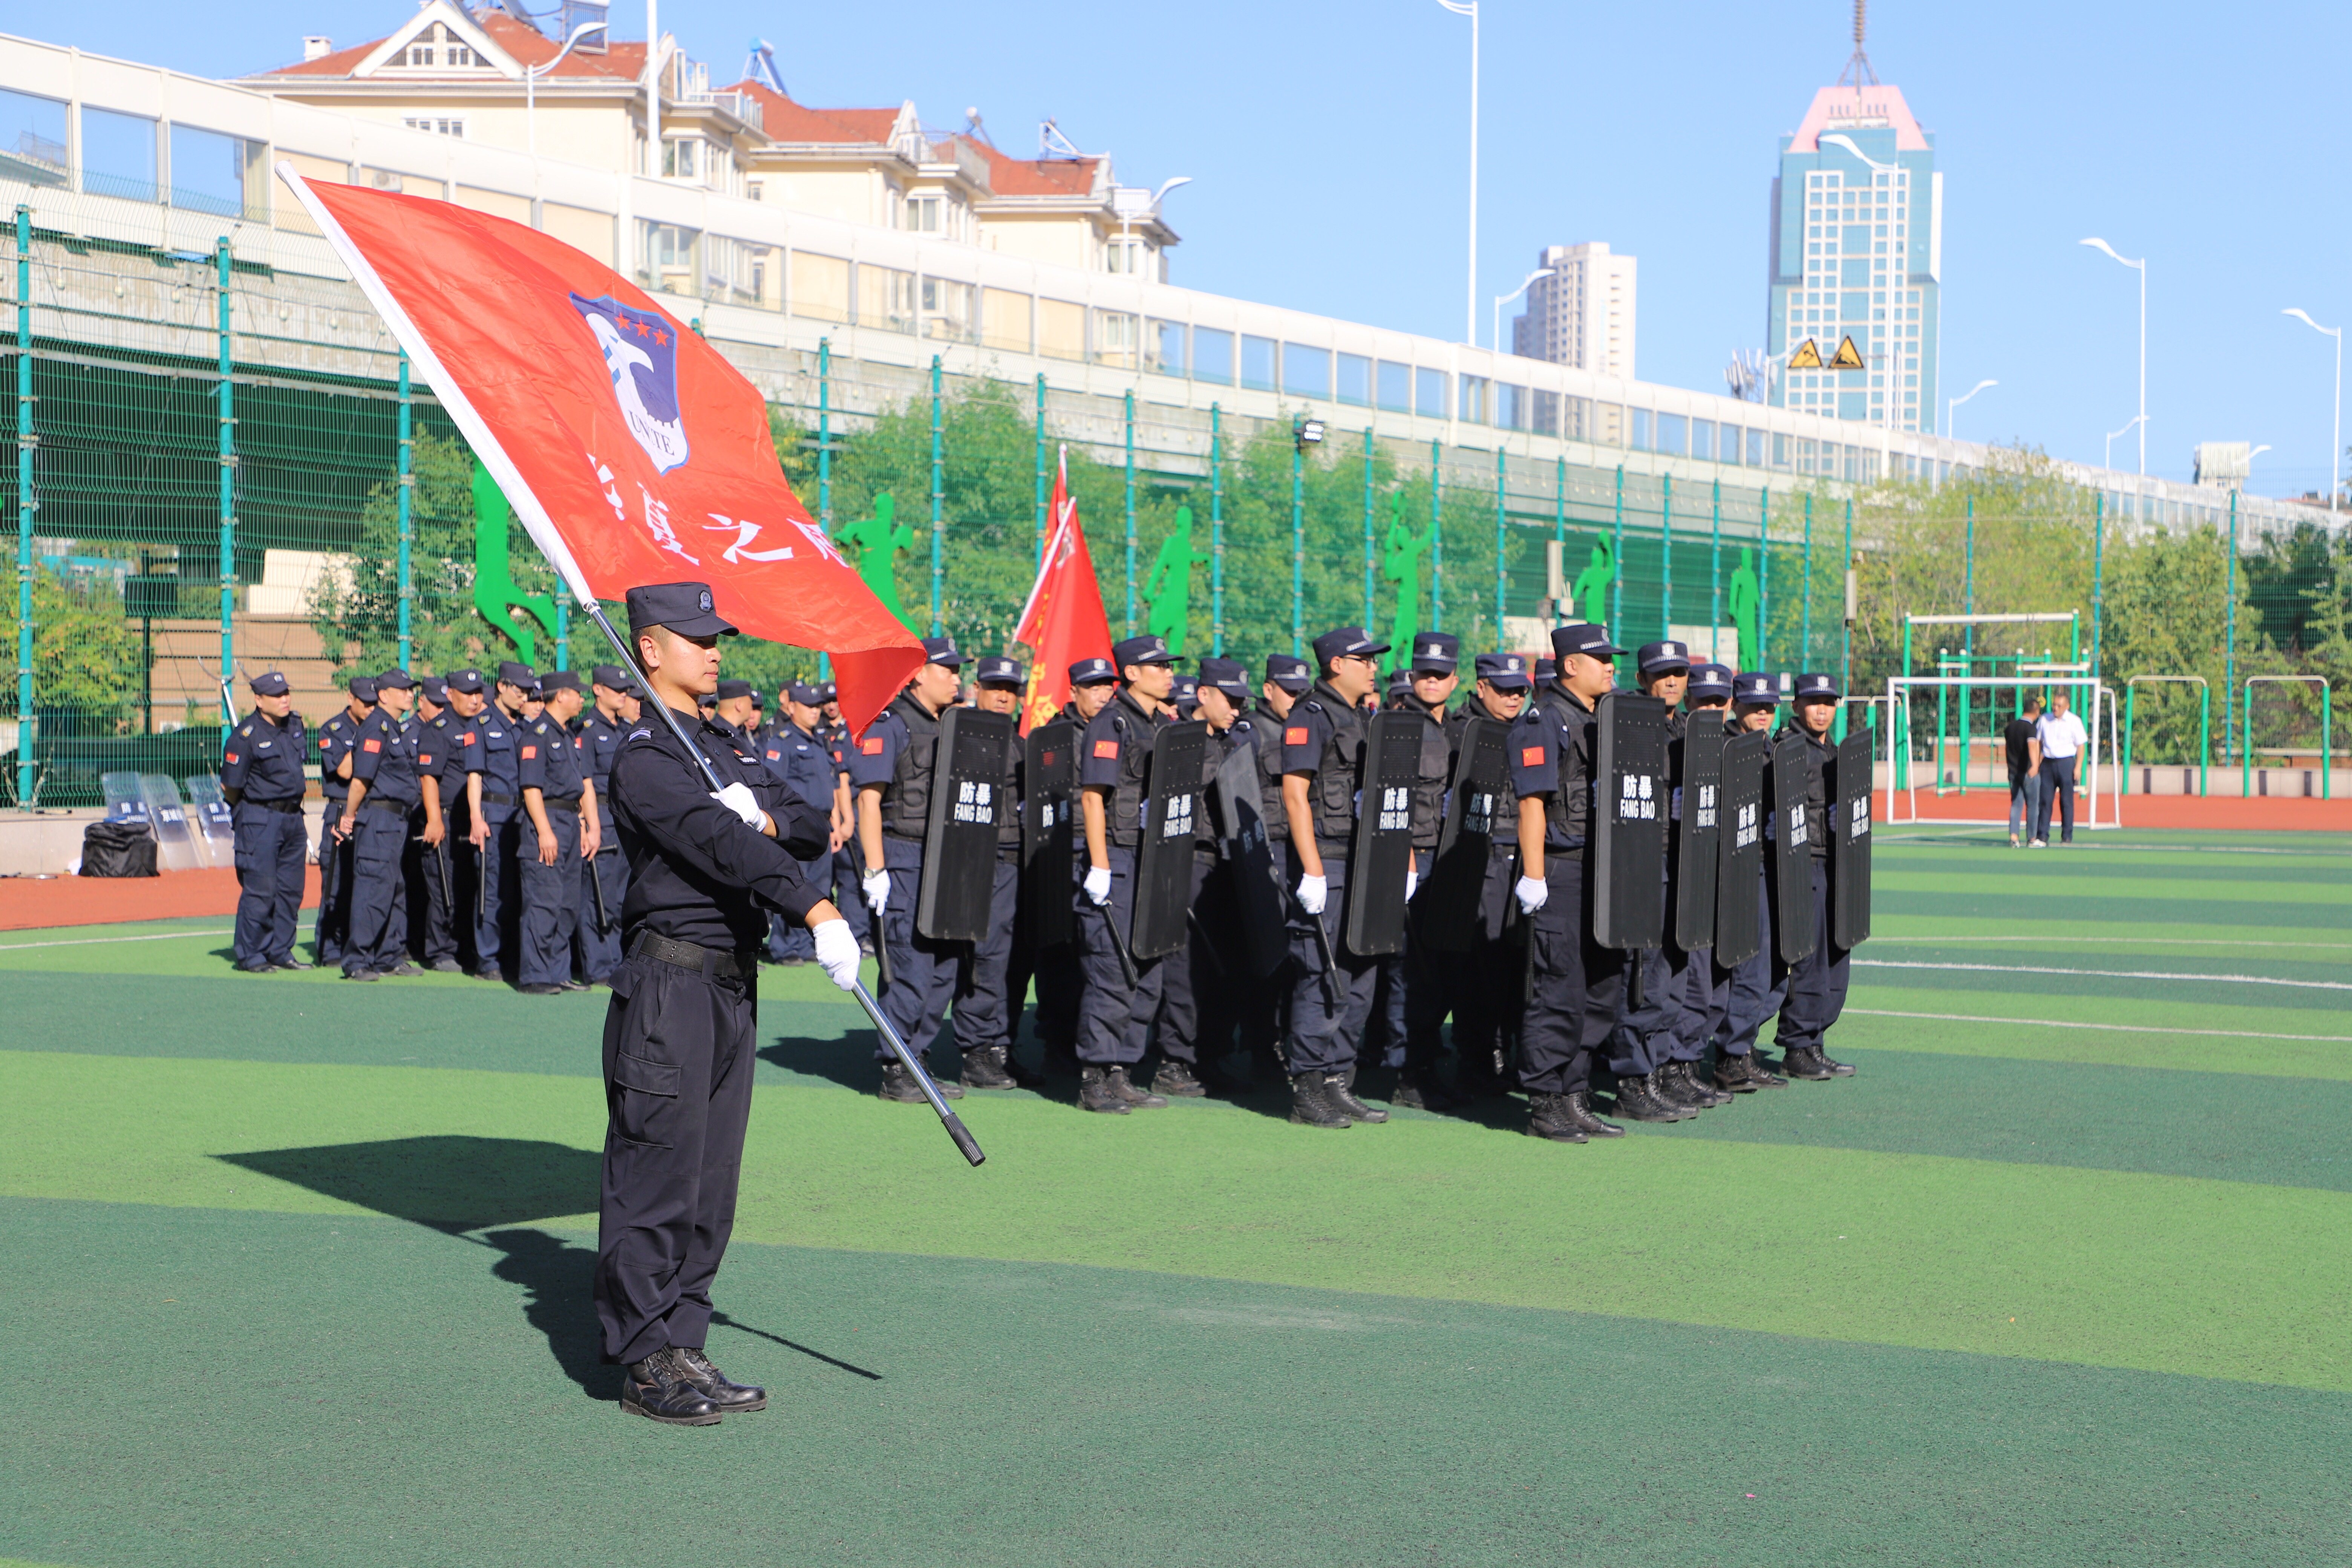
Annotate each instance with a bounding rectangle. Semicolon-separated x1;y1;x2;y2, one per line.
480;791;518;807
363;794;415;815
248;796;304;814
543;795;581;813
629;931;756;980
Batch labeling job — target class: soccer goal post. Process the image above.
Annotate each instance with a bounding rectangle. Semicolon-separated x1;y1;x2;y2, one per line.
1882;674;2122;829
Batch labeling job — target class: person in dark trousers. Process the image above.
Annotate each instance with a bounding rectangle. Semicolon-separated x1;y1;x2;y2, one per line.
596;580;859;1425
467;663;534;980
412;671;485;972
2005;696;2043;848
1385;632;1463;1111
1673;663;1782;1093
2031;691;2087;846
1508;623;1629;1144
311;675;375;967
576;665;637;985
1072;635;1181;1114
1214;654;1311;1083
851;637;971;1103
337;669;422;981
1150;654;1252;1098
949;656;1041;1091
758;683;845;966
814;681;871;956
1709;672;1794;1087
1278;627;1396;1130
219;670;309;972
1773;674;1858;1080
514;670;597;996
1023;657;1121;1078
1426;652;1532;1101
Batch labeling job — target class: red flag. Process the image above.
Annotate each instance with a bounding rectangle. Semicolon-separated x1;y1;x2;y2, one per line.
278;167;921;736
1013;449;1115;734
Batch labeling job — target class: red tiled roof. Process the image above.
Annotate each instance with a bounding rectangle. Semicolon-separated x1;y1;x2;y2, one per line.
724;81;897;145
965;139;1099;199
254;13;646;81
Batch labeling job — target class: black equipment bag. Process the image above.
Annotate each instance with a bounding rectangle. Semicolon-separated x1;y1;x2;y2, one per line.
1770;730;1818;964
1831;725;1874;951
1341;709;1421;957
1713;730;1767;968
1208;737;1289;977
1129;719;1209;961
80;818;159;878
916;706;1016;942
1021;719;1077;949
1418;716;1510;953
1671;720;1725;952
1591;690;1668;951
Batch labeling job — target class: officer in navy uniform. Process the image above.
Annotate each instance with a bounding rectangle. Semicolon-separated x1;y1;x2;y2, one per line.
1024;655;1120;1076
467;662;534;980
808;681;870;956
1071;634;1181;1114
713;678;759;741
337;669;423;981
948;655;1041;1091
219;670;309;972
1774;673;1859;1081
576;665;637;986
412;671;484;972
1146;655;1248;1096
1675;664;1783;1093
849;636;971;1103
1709;672;1795;1087
1213;654;1310;1081
1437;653;1534;1099
1507;623;1630;1143
515;670;597;995
1277;627;1396;1130
758;682;842;966
596;580;859;1426
1383;632;1465;1110
311;675;375;967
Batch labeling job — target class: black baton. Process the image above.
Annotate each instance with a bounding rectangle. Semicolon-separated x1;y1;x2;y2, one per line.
1101;891;1139;991
587;846;611;934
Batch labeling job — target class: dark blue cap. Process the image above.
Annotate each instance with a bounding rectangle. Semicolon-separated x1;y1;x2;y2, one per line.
919;635;963;669
1637;639;1691;675
591;664;632;691
348;676;378;703
1265;654;1311;692
1687;662;1735;700
1793;672;1842;701
974;655;1024;688
1733;672;1785;705
1171;674;1199;700
444;668;485;695
1069;656;1117;686
715;678;753;701
375;668;416;691
496;660;536;689
1551;623;1624;661
625;581;735;639
1474;652;1531;690
1408;631;1460;672
1534;658;1556;683
1387;668;1413;694
787;682;822;706
1311;626;1390;663
1198;657;1250;696
816;682;838;703
249;670;290;697
419;676;447;703
1113;634;1174;669
541;670;582;695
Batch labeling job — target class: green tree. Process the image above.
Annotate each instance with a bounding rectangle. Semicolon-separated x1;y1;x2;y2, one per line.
0;569;142;721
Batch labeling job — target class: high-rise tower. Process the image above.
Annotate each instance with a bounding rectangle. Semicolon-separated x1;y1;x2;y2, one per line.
1765;3;1940;432
1513;242;1637;379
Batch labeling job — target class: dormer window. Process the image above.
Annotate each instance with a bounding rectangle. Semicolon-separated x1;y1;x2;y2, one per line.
401;23;478;70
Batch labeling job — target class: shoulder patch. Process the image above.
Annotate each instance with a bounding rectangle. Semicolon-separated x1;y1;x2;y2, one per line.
628;727;654;741
237;724;253;738
1285;726;1309;745
861;736;885;755
224;750;239;765
1521;744;1545;767
362;738;381;753
1092;739;1119;758
520;744;537;760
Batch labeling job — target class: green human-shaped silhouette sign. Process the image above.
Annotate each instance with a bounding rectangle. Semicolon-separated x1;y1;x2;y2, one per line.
472;459;556;665
838;492;916;632
1727;546;1762;671
1382;493;1434;674
1571;535;1618;637
1144;506;1211;658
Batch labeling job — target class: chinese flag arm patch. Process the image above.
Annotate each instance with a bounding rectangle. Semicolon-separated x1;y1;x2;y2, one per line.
363;738;381;753
1521;745;1545;767
1092;739;1119;759
521;745;537;760
1284;727;1309;746
224;752;239;765
860;736;886;755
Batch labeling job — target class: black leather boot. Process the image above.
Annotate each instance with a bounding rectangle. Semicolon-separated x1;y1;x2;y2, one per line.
1614;1073;1690;1122
1524;1091;1588;1142
1781;1046;1849;1081
1106;1064;1168;1108
1715;1052;1788;1092
1078;1066;1130;1114
675;1347;767;1412
879;1061;964;1102
620;1349;723;1426
1150;1059;1208;1098
1289;1072;1351;1128
1392;1070;1456;1112
1563;1090;1626;1137
1325;1071;1389;1123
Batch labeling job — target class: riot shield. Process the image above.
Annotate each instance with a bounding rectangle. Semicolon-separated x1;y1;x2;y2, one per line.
183;775;238;865
1129;719;1208;961
140;773;205;871
1713;730;1767;968
1830;725;1873;951
1671;722;1725;952
1418;716;1510;952
1021;720;1077;950
1209;737;1289;977
916;706;1016;942
1341;710;1421;957
1591;692;1668;951
1770;731;1818;964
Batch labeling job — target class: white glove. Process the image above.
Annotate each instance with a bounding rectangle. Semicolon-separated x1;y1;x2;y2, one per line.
1404;868;1419;901
861;869;890;913
1515;874;1550;914
812;917;861;992
710;782;764;828
1296;873;1328;915
1083;865;1113;905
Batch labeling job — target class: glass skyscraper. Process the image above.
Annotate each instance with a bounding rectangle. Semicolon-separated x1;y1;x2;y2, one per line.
1766;68;1941;433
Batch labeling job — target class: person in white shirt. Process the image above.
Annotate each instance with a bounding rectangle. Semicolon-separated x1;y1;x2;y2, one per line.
2030;692;2089;845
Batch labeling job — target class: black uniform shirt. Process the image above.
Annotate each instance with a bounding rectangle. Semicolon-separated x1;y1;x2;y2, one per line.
609;707;833;951
579;708;626;796
521;713;588;800
349;709;421;808
761;721;840;817
1511;681;1600;851
415;711;483;797
317;707;367;784
476;703;525;810
220;708;307;804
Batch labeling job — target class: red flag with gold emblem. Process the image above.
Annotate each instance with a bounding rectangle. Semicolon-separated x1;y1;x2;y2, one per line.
1012;448;1115;734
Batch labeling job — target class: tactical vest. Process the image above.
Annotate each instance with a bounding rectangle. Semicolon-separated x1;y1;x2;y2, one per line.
1784;724;1834;861
880;692;942;839
1298;682;1368;853
1103;691;1165;849
997;729;1024;851
1243;703;1289;831
1403;695;1453;850
1533;683;1597;844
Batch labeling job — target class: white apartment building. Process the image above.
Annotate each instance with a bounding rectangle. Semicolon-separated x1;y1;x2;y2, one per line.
1513;243;1635;379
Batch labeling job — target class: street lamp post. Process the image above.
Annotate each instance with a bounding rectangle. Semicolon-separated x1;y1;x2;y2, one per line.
1493;267;1551;354
526;20;610;158
1946;377;1996;441
2283;308;2342;512
1435;0;1478;344
2079;238;2146;476
2104;414;2146;472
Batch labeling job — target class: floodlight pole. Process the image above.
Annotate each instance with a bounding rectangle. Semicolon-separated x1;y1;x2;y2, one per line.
1436;0;1479;344
1210;404;1224;656
15;204;35;808
2283;308;2342;512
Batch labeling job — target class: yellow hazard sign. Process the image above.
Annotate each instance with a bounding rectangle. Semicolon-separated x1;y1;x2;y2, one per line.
1828;335;1865;370
1788;338;1823;370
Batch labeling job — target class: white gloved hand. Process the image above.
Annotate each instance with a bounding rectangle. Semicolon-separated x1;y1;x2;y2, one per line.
1515;874;1550;914
710;782;764;828
1083;865;1113;905
812;917;861;992
1404;868;1420;901
861;869;890;913
1296;873;1328;915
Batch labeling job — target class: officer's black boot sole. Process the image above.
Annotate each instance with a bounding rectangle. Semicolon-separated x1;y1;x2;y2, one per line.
619;1382;723;1426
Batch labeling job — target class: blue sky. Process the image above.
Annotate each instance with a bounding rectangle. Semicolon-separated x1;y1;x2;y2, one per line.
56;1;2352;495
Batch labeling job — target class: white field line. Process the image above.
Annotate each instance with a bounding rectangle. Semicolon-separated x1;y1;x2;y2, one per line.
1867;936;2352;951
1845;1008;2352;1045
1853;959;2352;991
0;928;236;951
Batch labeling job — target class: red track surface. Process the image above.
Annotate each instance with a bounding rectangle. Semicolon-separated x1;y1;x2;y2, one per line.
1884;790;2352;831
0;867;321;932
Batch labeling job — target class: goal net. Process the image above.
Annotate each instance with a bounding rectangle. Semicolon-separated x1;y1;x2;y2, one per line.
1881;674;2120;829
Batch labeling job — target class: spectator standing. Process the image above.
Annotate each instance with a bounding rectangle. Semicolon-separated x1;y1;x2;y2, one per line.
2004;697;2043;848
2032;692;2089;845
